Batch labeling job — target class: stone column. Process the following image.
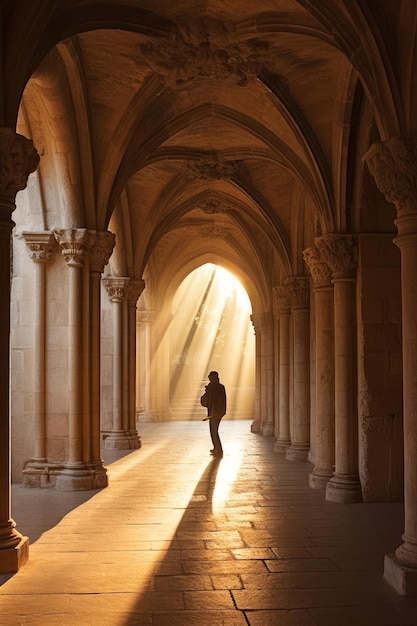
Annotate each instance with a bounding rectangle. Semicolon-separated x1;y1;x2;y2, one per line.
0;128;39;573
89;231;115;485
316;234;362;503
273;286;291;452
137;311;152;421
303;244;335;489
285;276;311;461
22;232;55;475
250;315;262;433
127;279;145;447
365;135;417;594
259;312;275;436
103;276;131;448
54;228;94;490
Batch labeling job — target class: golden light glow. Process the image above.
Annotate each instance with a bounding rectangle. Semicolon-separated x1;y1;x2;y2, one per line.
169;263;255;421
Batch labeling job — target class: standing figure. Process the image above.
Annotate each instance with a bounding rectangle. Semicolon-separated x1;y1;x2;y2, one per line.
200;371;227;457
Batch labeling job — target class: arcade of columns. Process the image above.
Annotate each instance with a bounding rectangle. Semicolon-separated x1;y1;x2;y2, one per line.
1;129;417;595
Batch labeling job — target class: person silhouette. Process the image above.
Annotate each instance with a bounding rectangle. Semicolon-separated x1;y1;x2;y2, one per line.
200;371;227;457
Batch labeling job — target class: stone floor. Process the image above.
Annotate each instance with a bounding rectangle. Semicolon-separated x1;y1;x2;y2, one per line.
1;420;417;625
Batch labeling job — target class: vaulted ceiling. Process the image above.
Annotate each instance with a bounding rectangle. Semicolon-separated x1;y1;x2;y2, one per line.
9;0;403;311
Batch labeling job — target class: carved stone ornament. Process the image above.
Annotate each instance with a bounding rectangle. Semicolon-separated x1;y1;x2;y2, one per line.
137;310;154;325
273;285;291;315
199;223;229;239
303;245;332;286
22;231;56;263
198;199;229;214
127;278;146;307
188;153;241;180
364;135;417;217
250;312;272;334
0;128;39;203
54;228;91;267
139;18;270;88
315;233;357;278
90;231;116;273
284;276;310;310
103;276;130;303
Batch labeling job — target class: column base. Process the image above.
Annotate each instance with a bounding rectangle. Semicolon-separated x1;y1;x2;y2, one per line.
104;431;132;450
0;536;29;574
22;462;65;488
55;467;96;491
262;423;274;437
309;467;334;490
128;433;142;449
250;419;261;433
325;473;362;503
286;444;310;462
384;553;417;596
274;438;290;453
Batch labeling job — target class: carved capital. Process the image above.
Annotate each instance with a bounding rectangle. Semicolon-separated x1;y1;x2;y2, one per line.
103;276;129;303
250;312;273;334
364;135;417;217
303;245;332;286
0;128;39;204
273;285;291;315
22;231;56;263
54;228;91;267
127;278;146;307
315;233;357;279
90;231;116;273
137;310;154;324
284;276;310;310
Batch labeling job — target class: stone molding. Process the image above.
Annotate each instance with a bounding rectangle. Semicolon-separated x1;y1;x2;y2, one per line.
140;18;270;88
315;233;357;278
127;278;146;308
0;128;39;206
303;244;332;286
364;135;417;217
89;231;116;273
22;231;56;263
103;276;130;303
284;276;310;309
54;228;91;267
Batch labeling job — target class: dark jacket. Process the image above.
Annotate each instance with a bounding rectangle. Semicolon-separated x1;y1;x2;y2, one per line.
201;381;227;417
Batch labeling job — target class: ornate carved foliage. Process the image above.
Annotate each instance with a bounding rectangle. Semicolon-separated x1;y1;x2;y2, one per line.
0;128;39;203
273;285;291;315
303;244;332;286
103;276;130;303
23;232;56;263
364;135;417;217
127;278;146;308
284;276;310;309
140;18;270;88
89;231;116;273
54;228;91;267
315;233;357;278
187;153;241;180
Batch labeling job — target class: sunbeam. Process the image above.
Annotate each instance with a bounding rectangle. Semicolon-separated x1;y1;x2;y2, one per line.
169;264;255;421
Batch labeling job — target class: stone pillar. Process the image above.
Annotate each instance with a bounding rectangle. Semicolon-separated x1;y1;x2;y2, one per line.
89;231;115;485
136;311;152;421
316;234;362;503
54;228;95;490
127;279;145;447
21;232;56;483
365;135;417;594
303;244;335;489
257;313;274;436
250;315;262;433
0;128;39;573
273;286;291;452
103;276;131;447
285;276;311;461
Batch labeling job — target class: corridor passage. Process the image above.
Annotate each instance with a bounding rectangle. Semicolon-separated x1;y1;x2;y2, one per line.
1;421;417;625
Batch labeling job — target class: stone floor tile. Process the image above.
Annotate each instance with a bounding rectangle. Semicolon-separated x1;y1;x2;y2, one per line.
154;574;213;591
245;609;319;626
183;589;236;610
152;610;248;626
265;557;339;572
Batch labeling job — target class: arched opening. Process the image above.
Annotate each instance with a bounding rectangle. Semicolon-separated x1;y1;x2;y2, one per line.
168;263;255;421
